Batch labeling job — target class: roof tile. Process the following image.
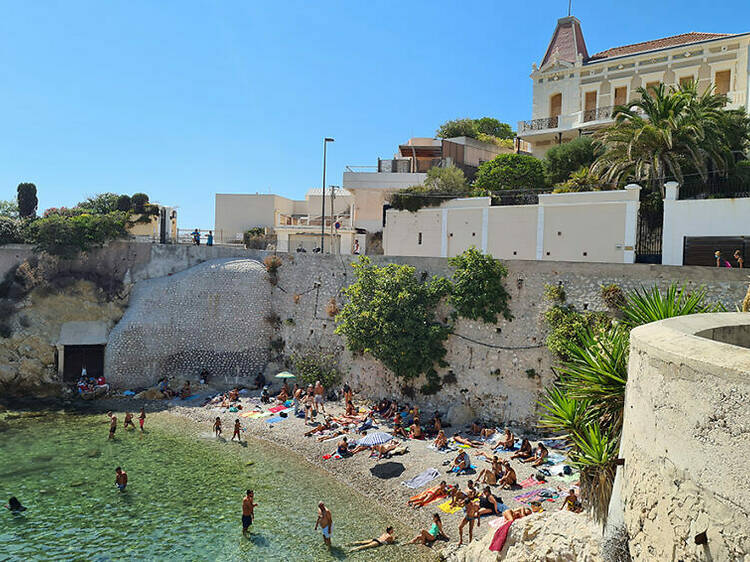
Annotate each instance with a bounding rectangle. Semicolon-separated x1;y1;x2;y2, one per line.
588;32;732;61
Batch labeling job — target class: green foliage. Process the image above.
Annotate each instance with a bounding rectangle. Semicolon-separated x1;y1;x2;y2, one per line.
77;193;120;215
0;217;23;245
419;371;442;395
474;154;545;191
390;166;468;212
335;257;452;380
436;117;514;140
17;183;38;218
24;211;129;258
539;384;591;436
545;137;603;185
243;228;273;249
552;166;606;193
543;304;610;360
0;200;19;218
291;350;342;388
449;247;512;323
130;193;150;213
569;422;619;521
593;83;737;194
476;133;514;149
543;283;566;302
600;284;626;309
116;195;132;211
621;283;724;328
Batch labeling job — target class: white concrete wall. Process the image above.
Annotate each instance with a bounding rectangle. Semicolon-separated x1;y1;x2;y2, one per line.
214;194;299;243
383;187;639;264
663;184;750;265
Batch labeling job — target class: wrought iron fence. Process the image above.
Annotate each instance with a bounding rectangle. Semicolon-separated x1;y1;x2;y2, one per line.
582;105;615;123
677;175;750;200
518;116;559;132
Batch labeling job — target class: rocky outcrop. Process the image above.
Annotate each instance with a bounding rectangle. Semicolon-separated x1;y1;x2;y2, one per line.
446;512;602;562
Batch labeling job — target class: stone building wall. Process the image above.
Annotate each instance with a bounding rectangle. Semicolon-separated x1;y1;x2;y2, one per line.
104;258;273;388
615;314;750;561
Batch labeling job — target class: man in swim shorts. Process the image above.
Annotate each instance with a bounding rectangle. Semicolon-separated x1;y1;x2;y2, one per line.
315;501;333;547
108;413;117;440
242;490;257;535
115;467;128;492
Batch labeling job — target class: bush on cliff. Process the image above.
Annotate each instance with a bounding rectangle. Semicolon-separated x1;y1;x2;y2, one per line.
291;351;341;388
25;211;129;258
449;247;513;323
0;217;23;245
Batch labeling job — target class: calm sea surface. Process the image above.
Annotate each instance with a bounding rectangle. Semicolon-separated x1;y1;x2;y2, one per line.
0;411;436;561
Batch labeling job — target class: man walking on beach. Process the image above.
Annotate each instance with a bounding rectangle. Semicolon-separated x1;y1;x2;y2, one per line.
315;502;333;547
242;490;257;535
314;381;326;414
108;412;117;440
115;467;128;492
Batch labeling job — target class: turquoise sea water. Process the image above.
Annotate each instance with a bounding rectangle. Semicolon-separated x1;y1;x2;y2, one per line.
0;411;436;561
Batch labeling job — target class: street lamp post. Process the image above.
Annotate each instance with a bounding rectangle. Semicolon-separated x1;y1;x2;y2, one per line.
321;137;335;253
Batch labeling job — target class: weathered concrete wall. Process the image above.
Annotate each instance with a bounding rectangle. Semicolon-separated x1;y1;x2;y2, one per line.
104;259;273;388
617;313;750;561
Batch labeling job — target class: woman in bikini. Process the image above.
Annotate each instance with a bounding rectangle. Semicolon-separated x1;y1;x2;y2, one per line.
503;506;532;521
511;438;532;460
408;481;450;508
497;461;517;489
348;526;395;552
522;443;549;467
478;486;503;517
408;513;446;545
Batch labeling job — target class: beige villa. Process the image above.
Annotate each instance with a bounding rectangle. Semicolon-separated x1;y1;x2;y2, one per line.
518;16;750;157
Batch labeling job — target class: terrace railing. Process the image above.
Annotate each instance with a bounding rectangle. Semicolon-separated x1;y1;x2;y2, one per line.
518;116;559;133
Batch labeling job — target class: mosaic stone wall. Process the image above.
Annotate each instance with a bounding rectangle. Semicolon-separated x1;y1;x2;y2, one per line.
104;258;272;387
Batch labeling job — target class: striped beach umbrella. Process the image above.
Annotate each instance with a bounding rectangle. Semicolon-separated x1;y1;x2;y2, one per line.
358;432;393;447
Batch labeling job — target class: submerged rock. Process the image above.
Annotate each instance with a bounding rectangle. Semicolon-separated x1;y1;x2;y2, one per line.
85;449;101;458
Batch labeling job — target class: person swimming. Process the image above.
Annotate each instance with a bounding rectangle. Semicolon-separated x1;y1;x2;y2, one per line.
6;497;26;512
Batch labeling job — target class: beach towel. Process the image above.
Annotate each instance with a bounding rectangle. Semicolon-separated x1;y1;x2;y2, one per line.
438;499;466;515
268;405;286;413
513;488;559;504
239;411;260;418
513;489;542;502
451;464;477;474
519;476;539;489
246;411;271;419
540;439;569;450
556;474;580;485
486;516;504;529
265;416;284;424
401;468;440;489
427;444;457;454
489;520;513;552
545;453;566;465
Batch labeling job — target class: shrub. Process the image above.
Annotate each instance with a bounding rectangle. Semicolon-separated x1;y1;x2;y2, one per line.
544;304;610;359
325;297;339;318
474;154;545;191
390;166;469;212
0;217;22;245
25;211;129;258
436;118;478;138
544;283;566;302
600;284;626;309
449;247;512;323
77;193;120;215
17;183;38;218
0;200;18;218
130;193;149;213
335;257;452;381
552;166;606;193
244;228;274;249
291;350;342;388
544;137;603;185
270;337;285;353
263;255;283;274
116;194;132;211
420;372;442;395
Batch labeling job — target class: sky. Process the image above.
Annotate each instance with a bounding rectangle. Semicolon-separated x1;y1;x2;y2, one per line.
1;1;749;229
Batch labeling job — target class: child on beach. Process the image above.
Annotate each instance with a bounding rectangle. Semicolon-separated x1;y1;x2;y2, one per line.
108;412;117;440
123;412;135;430
213;417;222;437
114;467;128;492
231;419;242;442
242;490;258;535
139;407;146;432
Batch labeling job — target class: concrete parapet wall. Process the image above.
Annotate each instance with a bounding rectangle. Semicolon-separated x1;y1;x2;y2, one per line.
618;313;750;561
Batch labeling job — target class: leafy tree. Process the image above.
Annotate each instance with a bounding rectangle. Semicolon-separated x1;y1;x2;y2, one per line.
592;83;733;194
0;200;19;218
449;247;512;323
17;183;38;218
390;165;468;212
116;194;132;212
436;118;477;139
544;136;603;185
474;153;545;191
25;211;129;258
130;193;150;213
77;193;120;215
475;117;514;139
335;257;452;381
0;217;23;245
552;166;605;193
291;351;342;388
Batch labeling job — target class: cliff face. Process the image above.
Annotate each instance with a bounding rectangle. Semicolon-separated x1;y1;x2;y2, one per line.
0;280;127;397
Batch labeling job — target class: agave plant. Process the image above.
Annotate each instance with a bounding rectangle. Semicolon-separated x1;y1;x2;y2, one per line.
555;325;629;432
621;283;724;328
569;422;620;522
538;383;592;437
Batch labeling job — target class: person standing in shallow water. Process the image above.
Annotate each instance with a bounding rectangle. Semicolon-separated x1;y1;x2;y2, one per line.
108;412;117;439
115;467;128;492
315;502;333;548
213;417;222;438
231;419;242;442
242;490;257;535
139;407;146;432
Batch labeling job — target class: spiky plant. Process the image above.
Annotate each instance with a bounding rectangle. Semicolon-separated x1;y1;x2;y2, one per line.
569;422;620;522
538;384;592;437
621;283;724;328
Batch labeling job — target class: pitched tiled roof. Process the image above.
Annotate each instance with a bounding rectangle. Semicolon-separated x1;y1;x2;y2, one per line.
541;16;589;68
588;32;733;61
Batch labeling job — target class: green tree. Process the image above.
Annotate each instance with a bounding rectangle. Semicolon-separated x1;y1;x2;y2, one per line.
25;211;129;258
291;351;342;388
474;153;545;191
335;257;452;381
116;194;132;211
0;200;19;218
130;193;150;213
544;136;603;185
475;117;514;139
552;166;605;193
449;247;512;323
77;193;120;215
592;83;732;194
17;183;38;218
436;118;477;138
0;217;22;245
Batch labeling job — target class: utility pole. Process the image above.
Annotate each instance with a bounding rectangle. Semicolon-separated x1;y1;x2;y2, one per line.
329;185;338;254
321;138;335;253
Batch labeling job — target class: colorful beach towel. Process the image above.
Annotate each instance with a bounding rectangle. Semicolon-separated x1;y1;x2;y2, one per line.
438;499;465;515
489;520;513;552
519;476;540;489
268;405;286;413
265;416;285;424
401;468;440;489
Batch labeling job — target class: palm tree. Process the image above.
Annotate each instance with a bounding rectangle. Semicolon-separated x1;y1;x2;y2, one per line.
592;83;733;195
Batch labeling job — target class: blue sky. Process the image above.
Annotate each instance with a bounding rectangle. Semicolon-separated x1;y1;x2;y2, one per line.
1;1;749;229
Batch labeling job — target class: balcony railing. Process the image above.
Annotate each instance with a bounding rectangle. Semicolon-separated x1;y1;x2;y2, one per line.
518;116;559;133
582;104;615;122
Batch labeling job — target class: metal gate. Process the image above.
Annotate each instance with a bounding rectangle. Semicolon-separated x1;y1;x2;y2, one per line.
635;190;663;264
